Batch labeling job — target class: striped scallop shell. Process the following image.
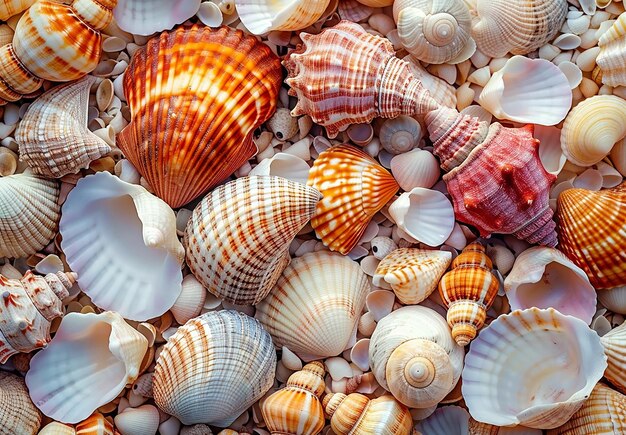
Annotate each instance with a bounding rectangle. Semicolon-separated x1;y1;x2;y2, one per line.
307;144;399;255
118;25;282;208
184;176;321;305
600;321;626;394
0;372;41;435
237;0;331;34
40;413;116;435
256;251;369;361
16;76;111;178
556;184;626;290
597;12;626;87
0;172;60;259
0;0;36;21
153;310;276;426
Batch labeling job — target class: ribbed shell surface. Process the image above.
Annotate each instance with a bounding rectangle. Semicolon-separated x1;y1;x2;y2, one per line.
153;310;276;426
0;173;60;258
118;25;282;208
330;394;413;435
601;322;626;394
0;0;36;20
237;0;331;34
75;413;115;435
596;12;626;87
556;184;626;289
261;388;325;434
0;372;42;435
184;176;321;305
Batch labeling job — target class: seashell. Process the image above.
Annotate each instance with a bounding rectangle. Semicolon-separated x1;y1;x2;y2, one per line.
393;0;475;65
170;275;206;326
256;251;369;361
26;311;148;423
556;184;626;290
379;115;422;155
196;1;223;27
249;153;310;186
237;0;330;34
184;176;320;305
261;362;326;435
114;404;160;435
355;0;392;6
560;95;626;167
462;308;607;429
426;107;558;246
477;56;572;125
415;406;470;435
470;0;568;58
597;12;626;87
323;393;413;435
307;144;398;255
0;172;60;259
600;322;626;394
405;57;457;108
42;413;117;435
153;310;276;426
338;0;373;22
113;0;201;36
535;125;566;176
284;21;437;138
59;171;184;321
0;371;42;435
438;242;499;347
597;286;626;314
0;270;75;363
611;138;626;176
39;422;76;434
597;161;623;188
15;77;111;178
267;108;299;142
373;248;452;305
118;25;282;208
370;237;398;260
504;247;596;324
0;0;36;20
369;305;464;408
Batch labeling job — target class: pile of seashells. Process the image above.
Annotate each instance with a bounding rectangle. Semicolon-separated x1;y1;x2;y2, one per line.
1;0;626;433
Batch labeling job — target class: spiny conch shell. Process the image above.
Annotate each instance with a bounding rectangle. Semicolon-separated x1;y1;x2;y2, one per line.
307;144;398;255
0;371;42;435
390;149;441;191
556;184;626;290
184;176;320;305
373;248;452;305
15;76;111;178
504;246;596;325
170;275;206;326
470;0;568;58
462;308;607;429
153;310;276;426
59;171;184;321
560;95;626;167
392;0;475;64
261;361;326;435
379;115;422;155
0;270;75;363
26;311;148;424
0;0;35;20
369;305;464;409
323;393;413;435
597;12;626;87
425;107;558;247
237;0;330;34
477;56;572;126
113;0;201;35
283;20;437;138
256;251;369;361
438;242;499;347
0;172;60;259
546;383;626;435
0;0;116;103
600;322;626;394
118;25;282;208
405;57;457;109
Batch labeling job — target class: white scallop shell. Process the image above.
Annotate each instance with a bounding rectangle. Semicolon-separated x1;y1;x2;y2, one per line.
59;172;184;321
249;153;310;186
390;149;440;191
597;286;626;314
236;0;330;34
114;0;202;36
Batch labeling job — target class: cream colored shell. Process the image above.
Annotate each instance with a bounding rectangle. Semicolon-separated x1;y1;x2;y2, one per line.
0;372;41;435
601;321;626;394
597;12;626;87
236;0;331;34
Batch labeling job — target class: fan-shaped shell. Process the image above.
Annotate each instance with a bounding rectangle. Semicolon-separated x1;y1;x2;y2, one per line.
390;149;440;191
256;251;369;361
118;25;282;208
0;0;35;20
184;176;320;305
307;144;398;255
237;0;330;34
415;406;470;435
600;322;626;394
0;172;60;259
153;310;276;426
597;12;626;87
113;0;201;36
462;308;607;429
16;76;111;178
0;372;42;435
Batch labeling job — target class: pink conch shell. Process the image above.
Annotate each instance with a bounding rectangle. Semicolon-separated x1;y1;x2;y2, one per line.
426;107;557;246
284;20;438;138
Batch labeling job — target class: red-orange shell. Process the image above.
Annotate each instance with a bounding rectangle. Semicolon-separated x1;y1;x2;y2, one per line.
118;25;282;208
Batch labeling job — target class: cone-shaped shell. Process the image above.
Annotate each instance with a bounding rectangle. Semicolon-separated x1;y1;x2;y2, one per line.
0;371;42;435
307;144;399;255
184;176;320;305
256;251;370;361
237;0;331;34
462;308;607;429
153;310;276;426
556;184;626;289
369;305;464;408
284;21;437;138
0;172;60;259
26;311;148;424
16;76;111;178
374;248;452;305
600;321;626;394
426;107;557;247
261;361;326;435
439;242;499;347
118;25;282;208
597;12;626;87
0;0;36;20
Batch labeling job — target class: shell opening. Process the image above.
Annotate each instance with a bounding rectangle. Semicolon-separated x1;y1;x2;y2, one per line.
423;13;458;47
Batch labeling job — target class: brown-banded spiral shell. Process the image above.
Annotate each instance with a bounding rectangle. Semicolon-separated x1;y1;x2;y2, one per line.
0;371;42;435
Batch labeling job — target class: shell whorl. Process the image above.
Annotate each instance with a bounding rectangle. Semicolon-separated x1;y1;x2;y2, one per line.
286;361;326;397
71;0;116;31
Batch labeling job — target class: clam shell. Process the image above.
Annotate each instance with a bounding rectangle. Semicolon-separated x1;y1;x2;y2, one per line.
0;372;42;435
114;0;201;35
237;0;331;34
597;12;626;87
114;404;160;435
390;149;440;191
597;286;626;314
600;322;626;394
0;0;36;21
170;275;206;326
249;153;311;186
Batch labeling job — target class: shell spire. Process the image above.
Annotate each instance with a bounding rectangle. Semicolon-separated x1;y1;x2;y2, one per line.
284;20;437;138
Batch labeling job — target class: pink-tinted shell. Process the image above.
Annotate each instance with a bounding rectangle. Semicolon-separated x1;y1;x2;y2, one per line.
284;21;437;138
426;107;557;246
